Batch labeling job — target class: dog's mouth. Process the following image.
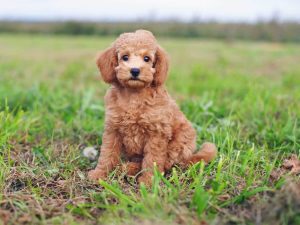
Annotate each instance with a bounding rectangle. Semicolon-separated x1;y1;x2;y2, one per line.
126;79;145;88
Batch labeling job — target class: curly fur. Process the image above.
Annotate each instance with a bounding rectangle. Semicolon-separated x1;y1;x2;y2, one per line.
88;30;217;186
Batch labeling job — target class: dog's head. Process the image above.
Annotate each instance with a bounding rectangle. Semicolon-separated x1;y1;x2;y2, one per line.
96;30;169;89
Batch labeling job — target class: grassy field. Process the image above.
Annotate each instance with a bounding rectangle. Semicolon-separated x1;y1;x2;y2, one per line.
0;34;300;225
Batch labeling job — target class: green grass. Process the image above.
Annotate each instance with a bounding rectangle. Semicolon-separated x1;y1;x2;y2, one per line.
0;34;299;225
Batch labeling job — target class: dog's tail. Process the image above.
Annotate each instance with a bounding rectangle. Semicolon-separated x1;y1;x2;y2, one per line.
186;142;217;165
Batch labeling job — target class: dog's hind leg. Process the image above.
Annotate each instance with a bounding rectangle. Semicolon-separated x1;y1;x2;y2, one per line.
165;122;217;170
184;142;217;166
165;121;197;170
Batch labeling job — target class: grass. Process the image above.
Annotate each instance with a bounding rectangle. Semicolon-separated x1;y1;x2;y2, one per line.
0;33;299;224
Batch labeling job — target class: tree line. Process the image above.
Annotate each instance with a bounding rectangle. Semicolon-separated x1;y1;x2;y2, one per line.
1;21;300;42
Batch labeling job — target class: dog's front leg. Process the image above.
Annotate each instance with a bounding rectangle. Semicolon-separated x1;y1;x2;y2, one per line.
88;128;121;181
138;135;168;186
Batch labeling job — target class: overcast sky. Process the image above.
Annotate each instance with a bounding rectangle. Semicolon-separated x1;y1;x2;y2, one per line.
0;0;300;22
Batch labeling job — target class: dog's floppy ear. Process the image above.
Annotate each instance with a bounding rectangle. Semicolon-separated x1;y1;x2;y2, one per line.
153;46;169;86
96;46;118;84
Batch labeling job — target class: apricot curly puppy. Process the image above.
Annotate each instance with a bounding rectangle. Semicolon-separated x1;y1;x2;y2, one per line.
88;30;217;186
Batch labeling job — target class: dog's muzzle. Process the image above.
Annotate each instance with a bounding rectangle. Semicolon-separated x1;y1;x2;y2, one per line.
130;68;140;78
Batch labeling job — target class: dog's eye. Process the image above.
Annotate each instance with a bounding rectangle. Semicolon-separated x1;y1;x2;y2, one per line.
122;55;129;61
144;56;150;62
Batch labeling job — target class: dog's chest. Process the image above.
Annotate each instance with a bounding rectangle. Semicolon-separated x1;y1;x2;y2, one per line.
118;109;147;155
109;98;172;155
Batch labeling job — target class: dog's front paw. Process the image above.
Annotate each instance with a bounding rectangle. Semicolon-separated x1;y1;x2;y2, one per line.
122;162;141;176
87;169;107;181
138;174;152;187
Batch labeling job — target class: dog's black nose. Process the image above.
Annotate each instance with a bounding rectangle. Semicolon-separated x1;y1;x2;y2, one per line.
130;68;140;77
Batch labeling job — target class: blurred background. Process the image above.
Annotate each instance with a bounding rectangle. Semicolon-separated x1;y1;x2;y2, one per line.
0;0;300;41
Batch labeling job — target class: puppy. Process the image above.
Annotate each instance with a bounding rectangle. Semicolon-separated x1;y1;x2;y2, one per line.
88;30;217;186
